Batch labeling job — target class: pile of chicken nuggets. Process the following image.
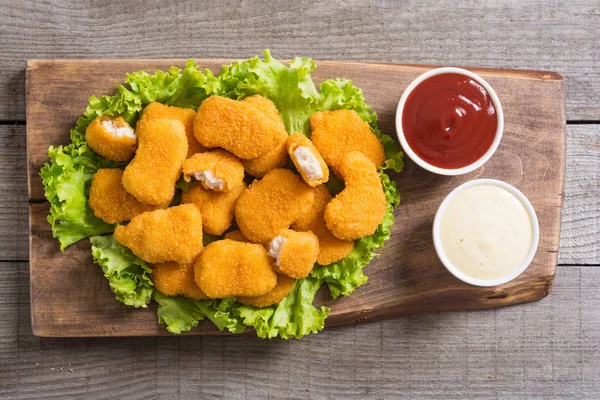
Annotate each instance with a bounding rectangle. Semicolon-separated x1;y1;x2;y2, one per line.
86;95;387;307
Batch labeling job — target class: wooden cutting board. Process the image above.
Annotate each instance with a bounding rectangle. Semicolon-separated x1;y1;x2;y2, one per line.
26;59;566;337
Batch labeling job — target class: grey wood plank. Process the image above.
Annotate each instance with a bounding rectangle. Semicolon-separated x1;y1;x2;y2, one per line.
3;0;600;121
7;124;598;264
1;263;599;399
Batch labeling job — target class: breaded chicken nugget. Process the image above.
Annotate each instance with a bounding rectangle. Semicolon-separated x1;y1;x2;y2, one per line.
324;152;386;240
151;261;208;300
114;204;203;264
181;181;246;236
287;133;329;187
241;95;286;131
193;96;287;159
238;274;295;308
310;109;385;174
88;168;165;224
235;169;315;245
293;185;354;265
182;149;244;192
122;119;187;205
223;230;250;242
138;102;205;157
194;240;277;298
85;116;137;162
268;229;319;279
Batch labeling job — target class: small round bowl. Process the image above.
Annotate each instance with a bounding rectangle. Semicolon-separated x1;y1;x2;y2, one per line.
395;67;504;176
432;179;539;287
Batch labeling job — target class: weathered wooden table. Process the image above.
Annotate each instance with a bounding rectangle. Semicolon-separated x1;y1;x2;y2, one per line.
1;1;598;399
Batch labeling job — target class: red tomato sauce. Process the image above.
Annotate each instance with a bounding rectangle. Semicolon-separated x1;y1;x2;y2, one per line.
402;73;498;169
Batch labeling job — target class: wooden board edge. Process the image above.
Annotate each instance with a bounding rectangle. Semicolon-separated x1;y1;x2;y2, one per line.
25;59;564;81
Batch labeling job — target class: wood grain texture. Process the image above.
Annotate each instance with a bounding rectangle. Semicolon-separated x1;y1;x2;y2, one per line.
2;263;599;399
2;0;600;121
26;60;566;337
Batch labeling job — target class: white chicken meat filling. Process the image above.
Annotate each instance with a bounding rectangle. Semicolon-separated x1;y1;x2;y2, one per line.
101;119;136;139
293;146;323;181
192;170;226;191
268;235;287;266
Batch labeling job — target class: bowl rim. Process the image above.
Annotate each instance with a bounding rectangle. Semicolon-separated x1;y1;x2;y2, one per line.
395;67;504;176
432;179;540;287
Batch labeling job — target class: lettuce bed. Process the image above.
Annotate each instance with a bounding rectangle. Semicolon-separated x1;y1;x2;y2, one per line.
40;50;403;339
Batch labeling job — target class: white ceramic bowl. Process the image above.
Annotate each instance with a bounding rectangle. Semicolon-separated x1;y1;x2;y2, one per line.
432;179;539;287
395;67;504;176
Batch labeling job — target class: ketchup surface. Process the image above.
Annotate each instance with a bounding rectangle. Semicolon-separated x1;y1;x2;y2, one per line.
402;73;498;169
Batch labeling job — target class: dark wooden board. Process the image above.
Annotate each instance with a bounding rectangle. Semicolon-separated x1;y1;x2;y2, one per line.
26;60;565;337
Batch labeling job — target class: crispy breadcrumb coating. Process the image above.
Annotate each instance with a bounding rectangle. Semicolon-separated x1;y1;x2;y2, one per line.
237;274;295;308
122;119;187;205
85;116;137;162
88;168;165;224
180;181;247;236
310;109;385;174
193;96;287;159
287;132;329;187
138;102;205;157
151;261;208;300
293;185;354;265
114;204;203;265
194;239;277;298
324;152;386;240
182;149;244;192
235;169;314;245
223;230;250;242
268;229;319;279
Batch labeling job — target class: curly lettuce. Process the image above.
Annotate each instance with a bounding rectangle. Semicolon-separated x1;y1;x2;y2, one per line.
41;51;403;338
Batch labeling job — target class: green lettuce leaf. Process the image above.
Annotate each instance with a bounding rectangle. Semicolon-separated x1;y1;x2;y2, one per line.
154;292;205;334
40;144;115;250
90;235;154;308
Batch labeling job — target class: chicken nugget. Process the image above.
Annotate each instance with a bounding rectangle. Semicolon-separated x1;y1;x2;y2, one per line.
182;149;244;192
114;204;203;264
138;102;205;157
235;169;314;245
268;229;319;279
193;96;287;159
194;239;277;298
287;132;329;187
324;152;386;240
293;185;354;265
181;181;246;236
310;109;385;174
85;116;137;162
241;95;286;131
151;261;208;300
88;168;165;224
242;140;289;178
122;119;187;205
238;274;295;308
223;230;250;242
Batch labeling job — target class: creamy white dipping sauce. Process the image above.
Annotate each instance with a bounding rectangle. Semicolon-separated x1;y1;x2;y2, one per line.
438;184;533;280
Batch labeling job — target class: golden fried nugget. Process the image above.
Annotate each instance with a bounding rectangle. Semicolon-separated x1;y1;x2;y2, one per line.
268;229;319;279
238;274;295;308
193;96;287;159
85;116;137;162
241;95;286;131
223;230;250;242
88;168;165;224
122;119;187;205
310;109;385;174
235;169;314;245
114;204;203;264
324;152;386;240
287;133;329;187
151;261;208;300
181;181;246;236
138;102;205;157
242;140;289;178
194;240;277;298
182;149;244;192
293;185;354;265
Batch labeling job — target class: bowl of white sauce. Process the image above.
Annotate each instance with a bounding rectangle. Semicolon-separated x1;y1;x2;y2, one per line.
433;179;539;287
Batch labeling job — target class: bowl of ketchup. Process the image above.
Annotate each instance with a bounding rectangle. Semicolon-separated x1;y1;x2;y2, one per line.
395;67;503;175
